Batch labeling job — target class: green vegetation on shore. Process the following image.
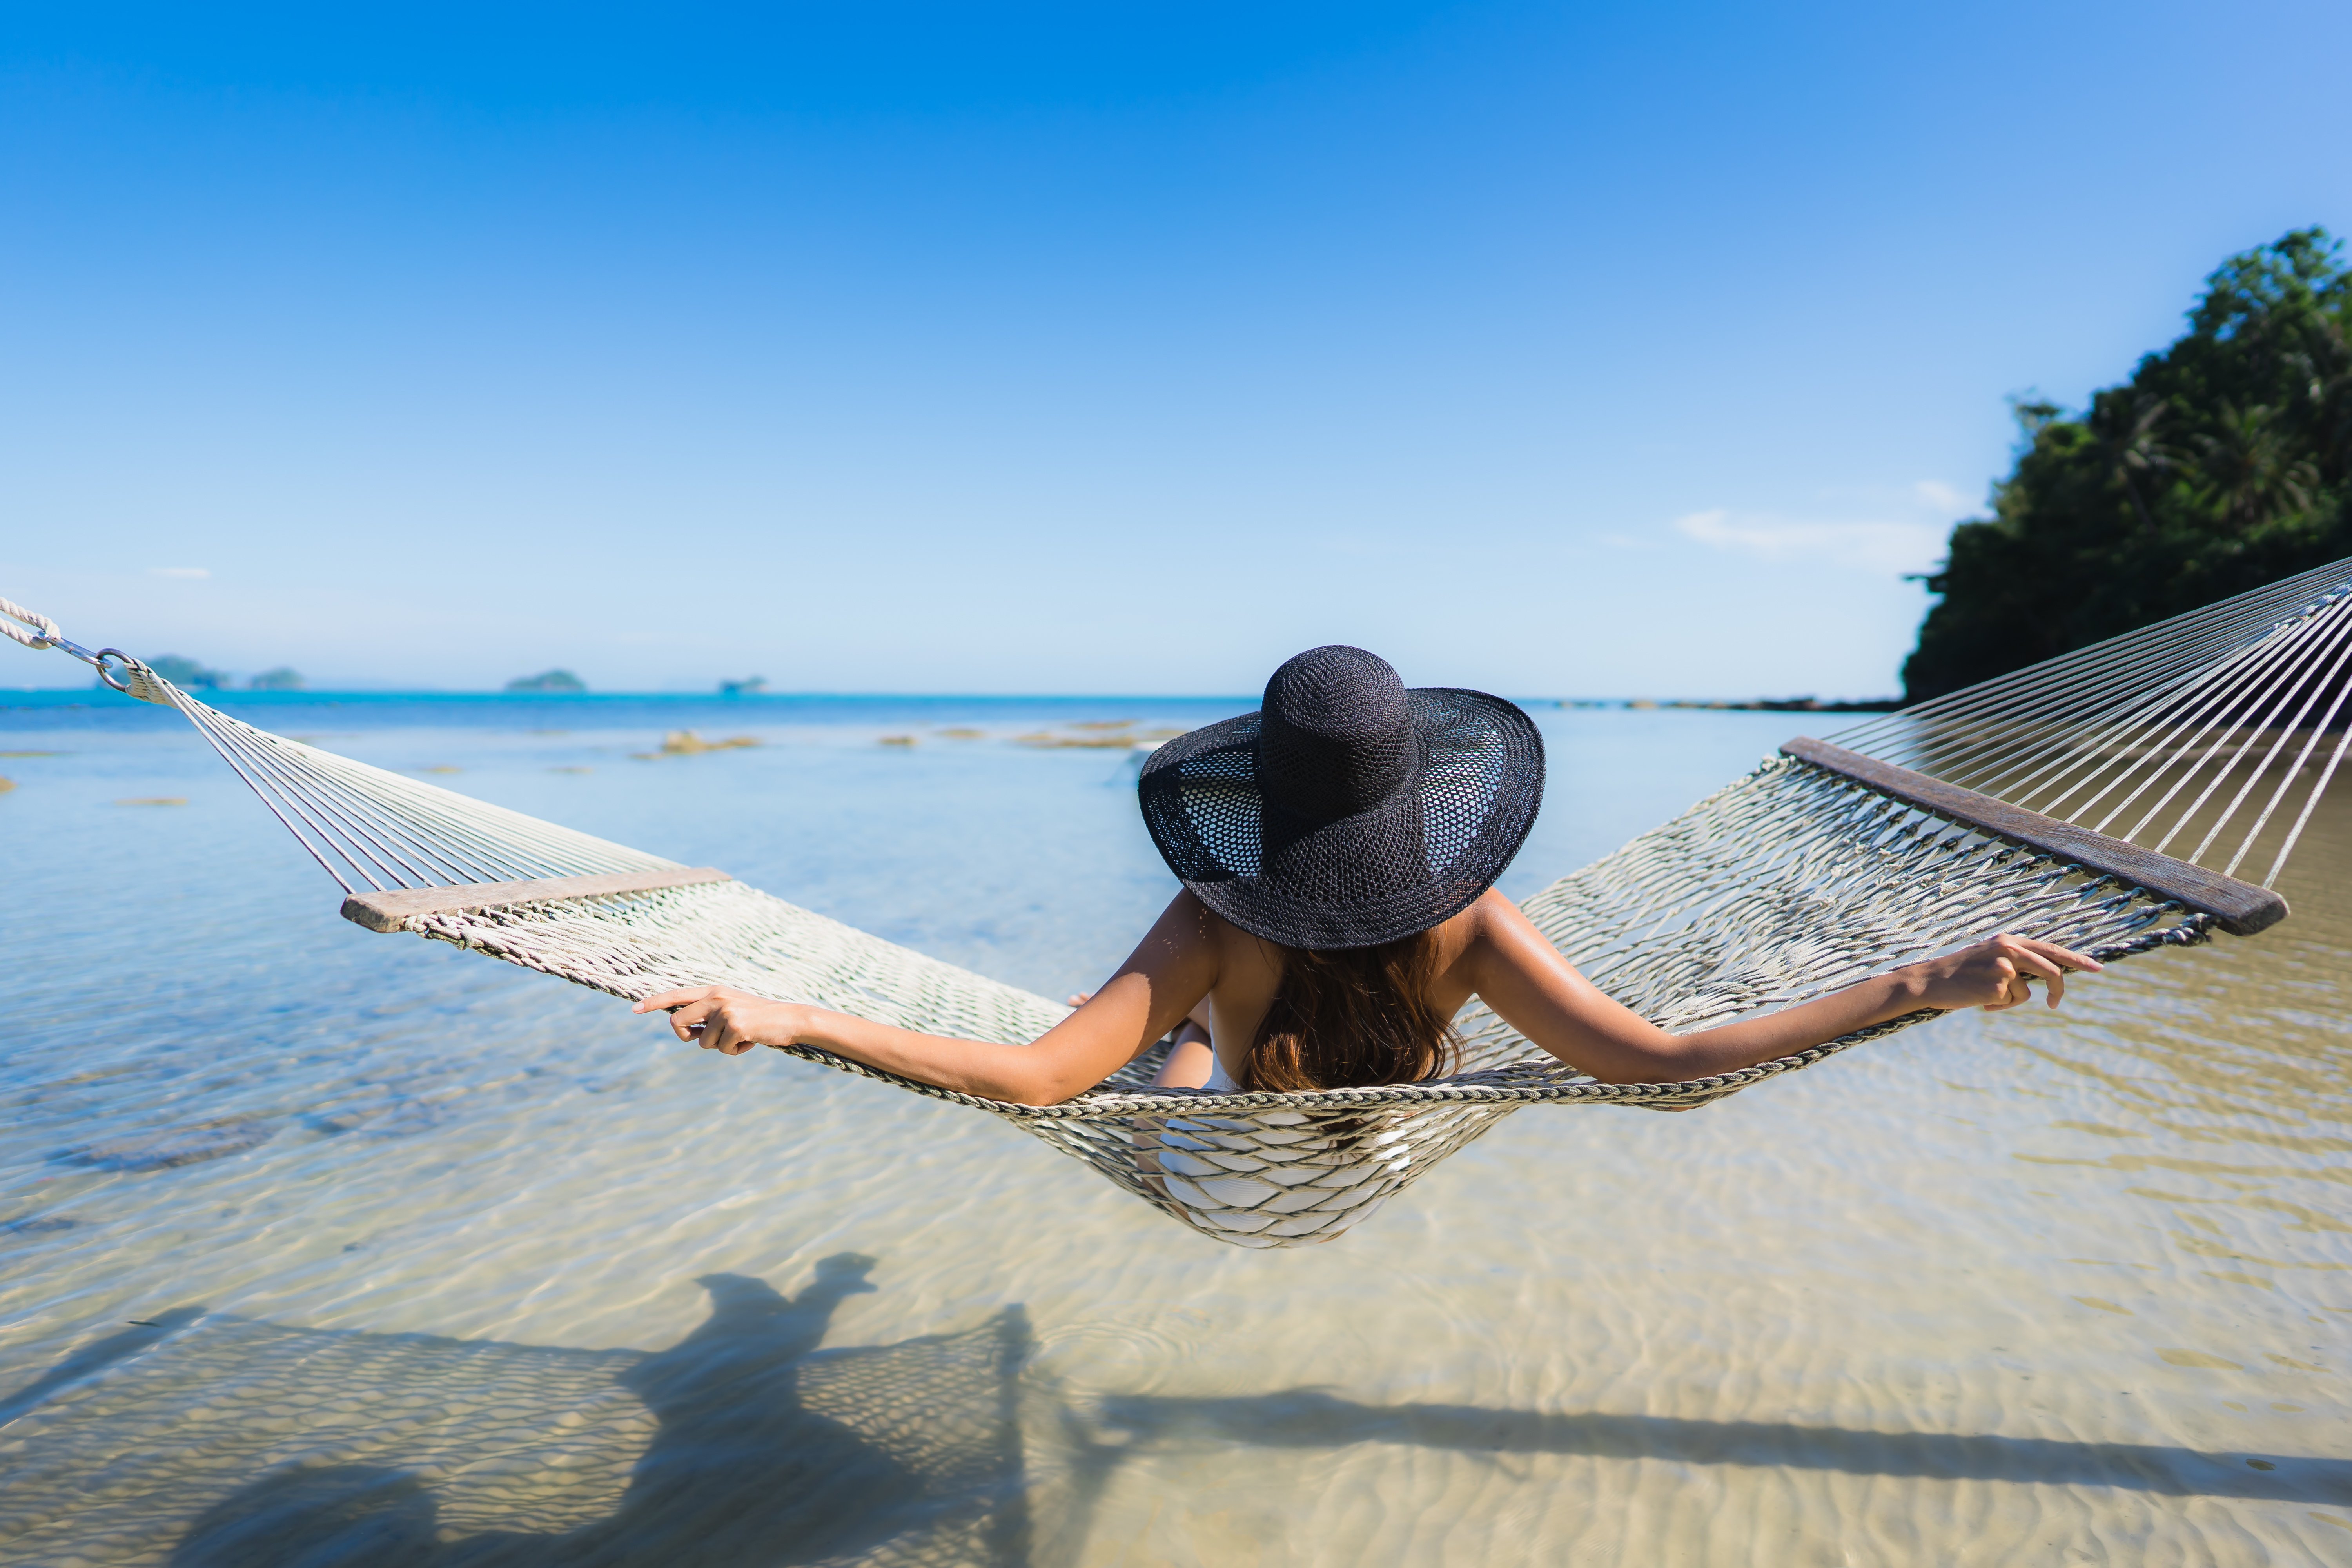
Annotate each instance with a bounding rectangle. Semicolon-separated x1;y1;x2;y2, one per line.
1904;229;2350;703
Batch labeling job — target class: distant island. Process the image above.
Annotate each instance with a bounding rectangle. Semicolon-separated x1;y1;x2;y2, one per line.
139;654;227;689
1904;227;2348;702
1557;697;1896;713
506;670;587;693
1628;697;1894;713
90;656;306;691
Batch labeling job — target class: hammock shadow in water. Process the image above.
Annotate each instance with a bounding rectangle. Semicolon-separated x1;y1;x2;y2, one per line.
179;1258;1029;1568
0;1305;206;1428
0;1258;1029;1568
1086;1389;2352;1506
7;1275;2342;1565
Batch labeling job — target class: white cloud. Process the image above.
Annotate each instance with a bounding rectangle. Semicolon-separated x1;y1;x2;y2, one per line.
148;566;211;579
1913;479;1968;513
1670;479;1975;575
1673;510;1948;574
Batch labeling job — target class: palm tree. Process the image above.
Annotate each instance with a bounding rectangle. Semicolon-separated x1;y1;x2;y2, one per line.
2282;312;2352;489
2093;392;2176;532
2191;403;2320;530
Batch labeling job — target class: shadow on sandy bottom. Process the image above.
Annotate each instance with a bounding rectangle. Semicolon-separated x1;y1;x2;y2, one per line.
1087;1389;2351;1506
0;1256;1029;1567
0;1258;2343;1567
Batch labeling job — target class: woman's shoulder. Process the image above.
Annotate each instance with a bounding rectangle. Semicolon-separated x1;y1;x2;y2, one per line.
1151;892;1276;984
1441;888;1513;948
1436;889;1537;982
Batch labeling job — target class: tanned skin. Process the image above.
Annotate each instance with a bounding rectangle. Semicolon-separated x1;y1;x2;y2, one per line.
637;890;2100;1106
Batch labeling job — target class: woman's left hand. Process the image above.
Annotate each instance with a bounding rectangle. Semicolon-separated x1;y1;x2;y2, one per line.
635;985;808;1056
1902;933;2103;1013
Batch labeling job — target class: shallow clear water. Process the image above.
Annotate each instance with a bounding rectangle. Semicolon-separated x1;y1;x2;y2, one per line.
1;689;2347;1564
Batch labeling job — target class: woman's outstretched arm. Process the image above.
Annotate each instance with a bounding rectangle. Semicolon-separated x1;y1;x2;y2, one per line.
635;892;1222;1105
1461;891;2103;1084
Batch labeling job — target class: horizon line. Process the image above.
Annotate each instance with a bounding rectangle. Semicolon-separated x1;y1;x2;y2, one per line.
0;685;1904;708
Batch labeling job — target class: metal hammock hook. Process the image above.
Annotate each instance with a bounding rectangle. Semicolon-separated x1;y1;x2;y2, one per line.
93;648;139;694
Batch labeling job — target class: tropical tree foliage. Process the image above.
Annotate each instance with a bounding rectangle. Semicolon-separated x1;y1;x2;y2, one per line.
1904;229;2351;703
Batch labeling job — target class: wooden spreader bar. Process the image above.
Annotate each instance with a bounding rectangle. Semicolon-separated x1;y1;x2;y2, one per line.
1782;737;2288;937
341;867;733;933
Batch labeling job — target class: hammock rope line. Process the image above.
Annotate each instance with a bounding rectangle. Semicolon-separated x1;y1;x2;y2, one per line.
1830;558;2352;886
5;559;2345;1247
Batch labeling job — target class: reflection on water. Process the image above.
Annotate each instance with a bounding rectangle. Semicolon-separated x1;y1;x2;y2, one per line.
1971;772;2352;1323
2;696;2349;1563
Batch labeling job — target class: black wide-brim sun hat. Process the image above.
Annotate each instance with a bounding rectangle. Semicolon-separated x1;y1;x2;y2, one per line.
1139;645;1544;949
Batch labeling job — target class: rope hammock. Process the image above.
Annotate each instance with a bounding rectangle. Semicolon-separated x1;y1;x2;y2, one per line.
5;560;2348;1249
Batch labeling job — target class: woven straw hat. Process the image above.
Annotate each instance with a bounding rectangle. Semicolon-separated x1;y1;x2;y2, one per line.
1139;646;1544;949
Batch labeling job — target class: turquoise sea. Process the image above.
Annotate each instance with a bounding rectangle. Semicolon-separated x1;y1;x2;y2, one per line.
1;686;2347;1564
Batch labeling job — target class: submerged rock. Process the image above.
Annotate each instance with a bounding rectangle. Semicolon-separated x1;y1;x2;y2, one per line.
645;730;760;756
60;1120;274;1172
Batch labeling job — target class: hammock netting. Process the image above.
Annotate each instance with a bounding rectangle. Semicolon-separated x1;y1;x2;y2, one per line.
4;557;2347;1248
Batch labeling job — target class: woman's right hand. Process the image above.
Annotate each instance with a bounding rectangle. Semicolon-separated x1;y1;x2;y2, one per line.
1899;934;2103;1013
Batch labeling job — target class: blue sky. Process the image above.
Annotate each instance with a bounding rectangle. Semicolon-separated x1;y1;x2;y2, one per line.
3;1;2347;696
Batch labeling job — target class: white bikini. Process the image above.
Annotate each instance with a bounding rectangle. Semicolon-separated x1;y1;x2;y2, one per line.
1162;1019;1244;1093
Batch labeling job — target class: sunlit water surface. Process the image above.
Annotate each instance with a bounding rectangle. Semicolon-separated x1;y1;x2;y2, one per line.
2;690;2347;1565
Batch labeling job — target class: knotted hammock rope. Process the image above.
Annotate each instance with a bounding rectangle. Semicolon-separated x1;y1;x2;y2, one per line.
8;559;2348;1247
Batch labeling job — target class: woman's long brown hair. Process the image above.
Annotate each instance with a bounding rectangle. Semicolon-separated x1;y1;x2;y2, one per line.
1241;930;1461;1093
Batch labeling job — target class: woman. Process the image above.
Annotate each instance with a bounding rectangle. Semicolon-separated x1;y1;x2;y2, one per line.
639;646;2097;1103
